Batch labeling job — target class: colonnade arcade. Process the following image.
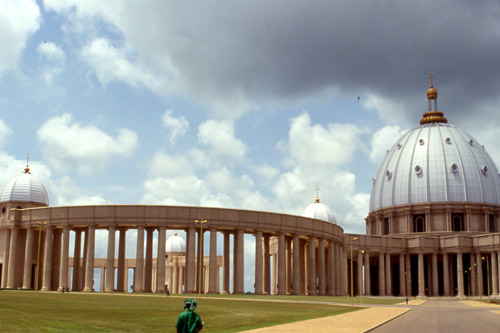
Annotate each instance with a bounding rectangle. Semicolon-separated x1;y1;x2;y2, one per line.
347;234;500;298
0;205;346;295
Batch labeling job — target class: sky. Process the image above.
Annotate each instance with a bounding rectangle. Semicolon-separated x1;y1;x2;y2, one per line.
3;0;500;292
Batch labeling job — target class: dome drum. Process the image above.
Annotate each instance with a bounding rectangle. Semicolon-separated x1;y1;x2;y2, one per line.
366;201;500;235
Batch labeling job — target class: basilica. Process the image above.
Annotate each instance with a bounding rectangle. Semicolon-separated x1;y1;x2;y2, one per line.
1;78;499;298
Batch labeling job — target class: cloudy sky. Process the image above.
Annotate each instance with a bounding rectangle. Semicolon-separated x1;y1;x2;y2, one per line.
3;0;500;291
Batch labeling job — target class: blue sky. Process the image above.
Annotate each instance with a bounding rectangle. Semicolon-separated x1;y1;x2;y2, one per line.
3;0;500;291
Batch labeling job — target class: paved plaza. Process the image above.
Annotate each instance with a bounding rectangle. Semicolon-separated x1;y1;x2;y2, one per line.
244;299;500;333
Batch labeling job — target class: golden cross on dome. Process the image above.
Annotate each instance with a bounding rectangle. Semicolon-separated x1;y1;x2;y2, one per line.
315;186;320;203
24;152;30;173
429;73;434;87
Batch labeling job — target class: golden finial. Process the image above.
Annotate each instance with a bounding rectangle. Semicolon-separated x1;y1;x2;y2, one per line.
174;232;178;236
24;152;30;173
315;186;320;203
421;74;447;125
427;73;438;100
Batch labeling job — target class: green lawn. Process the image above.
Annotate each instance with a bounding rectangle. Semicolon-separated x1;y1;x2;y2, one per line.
0;291;401;332
0;290;368;332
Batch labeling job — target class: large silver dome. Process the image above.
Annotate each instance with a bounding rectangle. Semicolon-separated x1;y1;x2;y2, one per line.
370;121;500;212
0;167;49;205
165;232;186;253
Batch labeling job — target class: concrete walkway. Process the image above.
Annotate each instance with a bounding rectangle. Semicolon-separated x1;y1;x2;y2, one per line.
244;306;411;333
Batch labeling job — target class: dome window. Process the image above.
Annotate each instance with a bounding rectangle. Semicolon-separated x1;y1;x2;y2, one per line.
1;207;5;215
385;170;392;179
419;139;425;145
482;165;488;175
445;137;452;144
397;143;402;150
451;163;459;173
469;139;474;146
415;165;423;175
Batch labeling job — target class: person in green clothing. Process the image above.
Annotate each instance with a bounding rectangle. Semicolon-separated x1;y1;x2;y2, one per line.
175;298;203;333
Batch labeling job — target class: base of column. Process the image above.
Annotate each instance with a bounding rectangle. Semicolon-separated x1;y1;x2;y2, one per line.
207;291;219;294
83;288;94;292
455;294;466;299
220;291;229;294
185;289;196;294
104;288;114;292
40;287;50;291
232;291;245;295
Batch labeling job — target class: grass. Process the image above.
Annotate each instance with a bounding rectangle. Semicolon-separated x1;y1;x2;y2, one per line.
0;291;400;332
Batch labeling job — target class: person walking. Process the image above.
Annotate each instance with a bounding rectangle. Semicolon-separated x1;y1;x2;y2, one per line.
175;298;203;333
165;284;170;297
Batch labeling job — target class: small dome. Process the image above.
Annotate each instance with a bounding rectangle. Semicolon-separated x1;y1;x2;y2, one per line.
165;232;186;253
0;170;49;205
303;197;337;224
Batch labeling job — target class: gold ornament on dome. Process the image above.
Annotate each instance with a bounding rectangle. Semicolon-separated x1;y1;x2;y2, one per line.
420;74;447;125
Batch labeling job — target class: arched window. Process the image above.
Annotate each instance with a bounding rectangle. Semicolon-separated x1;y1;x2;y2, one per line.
451;213;464;231
413;214;426;232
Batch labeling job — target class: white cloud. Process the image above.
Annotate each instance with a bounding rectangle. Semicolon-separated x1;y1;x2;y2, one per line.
37;41;65;84
0;0;40;73
369;125;407;164
161;110;189;144
0;119;12;149
52;176;109;205
198;119;247;163
81;38;170;93
37;41;65;61
281;112;362;168
37;113;138;175
363;93;409;125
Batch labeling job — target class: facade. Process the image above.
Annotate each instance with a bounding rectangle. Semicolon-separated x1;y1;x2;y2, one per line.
1;78;500;298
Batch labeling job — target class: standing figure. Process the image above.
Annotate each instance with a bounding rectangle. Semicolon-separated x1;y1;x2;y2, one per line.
175;298;203;333
165;284;171;297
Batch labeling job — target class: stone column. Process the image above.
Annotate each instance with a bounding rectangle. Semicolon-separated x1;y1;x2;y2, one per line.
378;253;385;296
300;241;306;294
156;226;166;293
184;226;195;293
234;229;244;294
51;230;62;291
264;234;271;294
308;236;316;295
6;227;19;289
476;253;483;296
286;237;292;294
134;226;145;293
105;225;116;292
365;251;371;296
443;253;450;296
471;254;477;296
491;251;498;296
385;253;392;296
318;238;326;296
144;228;153;292
457;252;465;297
208;228;218;294
196;229;204;294
278;233;286;295
172;260;178;294
293;235;301;295
117;229;126;292
432;253;438;296
327;240;335;296
399;254;405;296
417;252;425;297
405;254;412;296
58;226;70;291
255;231;263;294
72;230;82;291
335;243;340;295
100;267;105;291
83;225;95;292
23;227;34;289
222;231;230;294
41;227;53;291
